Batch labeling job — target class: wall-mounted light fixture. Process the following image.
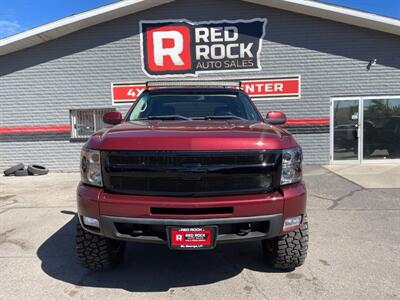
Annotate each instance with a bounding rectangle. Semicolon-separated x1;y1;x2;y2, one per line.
367;59;377;70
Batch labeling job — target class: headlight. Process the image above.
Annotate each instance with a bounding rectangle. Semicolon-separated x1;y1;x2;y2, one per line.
280;146;302;185
81;148;102;187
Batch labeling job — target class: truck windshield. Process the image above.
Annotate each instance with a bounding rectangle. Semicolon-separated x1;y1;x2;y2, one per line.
127;92;262;121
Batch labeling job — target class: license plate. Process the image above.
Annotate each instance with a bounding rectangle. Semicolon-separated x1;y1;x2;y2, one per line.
167;226;217;250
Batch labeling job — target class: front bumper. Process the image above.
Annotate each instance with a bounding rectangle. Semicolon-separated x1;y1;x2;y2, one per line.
99;214;283;244
77;182;306;243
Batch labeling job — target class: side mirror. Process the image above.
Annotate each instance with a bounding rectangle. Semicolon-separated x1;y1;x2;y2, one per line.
265;111;287;125
103;111;122;125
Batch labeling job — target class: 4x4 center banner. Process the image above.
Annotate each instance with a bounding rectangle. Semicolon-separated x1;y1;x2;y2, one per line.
140;18;267;77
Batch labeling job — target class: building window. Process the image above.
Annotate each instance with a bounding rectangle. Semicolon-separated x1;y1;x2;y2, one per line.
70;108;115;140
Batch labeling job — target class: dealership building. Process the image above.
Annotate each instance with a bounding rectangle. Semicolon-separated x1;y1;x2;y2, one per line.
1;0;400;171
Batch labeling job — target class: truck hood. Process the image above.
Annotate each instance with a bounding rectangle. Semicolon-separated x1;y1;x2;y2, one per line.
86;120;298;150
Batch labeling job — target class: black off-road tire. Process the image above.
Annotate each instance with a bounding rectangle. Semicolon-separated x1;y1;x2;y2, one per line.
76;221;126;271
262;217;309;270
3;163;24;176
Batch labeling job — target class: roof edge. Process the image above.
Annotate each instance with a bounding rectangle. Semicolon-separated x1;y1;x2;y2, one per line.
244;0;400;36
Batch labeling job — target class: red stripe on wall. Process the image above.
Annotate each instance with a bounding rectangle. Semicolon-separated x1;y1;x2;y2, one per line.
0;118;330;135
285;118;330;126
0;124;70;134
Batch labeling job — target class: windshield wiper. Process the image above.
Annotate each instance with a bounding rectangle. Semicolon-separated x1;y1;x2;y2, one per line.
202;115;245;120
141;115;192;121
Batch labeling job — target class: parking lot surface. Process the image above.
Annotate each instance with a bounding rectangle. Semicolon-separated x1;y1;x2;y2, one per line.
0;166;399;299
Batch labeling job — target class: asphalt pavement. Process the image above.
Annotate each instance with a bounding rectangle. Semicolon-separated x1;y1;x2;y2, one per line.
0;166;399;299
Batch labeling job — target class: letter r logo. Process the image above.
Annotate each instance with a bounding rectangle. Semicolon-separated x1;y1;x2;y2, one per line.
145;25;192;73
153;31;184;66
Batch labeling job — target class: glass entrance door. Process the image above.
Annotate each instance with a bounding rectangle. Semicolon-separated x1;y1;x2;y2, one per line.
363;97;400;160
332;96;400;163
331;98;361;162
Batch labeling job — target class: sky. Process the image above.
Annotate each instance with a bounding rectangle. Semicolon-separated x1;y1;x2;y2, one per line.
0;0;399;39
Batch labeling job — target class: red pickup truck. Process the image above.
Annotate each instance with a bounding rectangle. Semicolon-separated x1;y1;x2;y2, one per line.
76;81;308;271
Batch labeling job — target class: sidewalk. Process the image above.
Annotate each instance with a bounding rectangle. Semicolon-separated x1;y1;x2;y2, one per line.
324;164;400;188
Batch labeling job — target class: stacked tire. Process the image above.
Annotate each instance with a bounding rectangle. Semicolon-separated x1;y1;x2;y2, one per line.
3;163;49;176
3;163;25;176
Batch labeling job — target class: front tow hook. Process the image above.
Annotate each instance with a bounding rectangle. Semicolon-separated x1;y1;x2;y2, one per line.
237;224;252;236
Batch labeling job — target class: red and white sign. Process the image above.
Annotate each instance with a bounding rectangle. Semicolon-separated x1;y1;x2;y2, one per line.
242;77;300;99
140;19;266;77
112;83;146;105
111;76;300;105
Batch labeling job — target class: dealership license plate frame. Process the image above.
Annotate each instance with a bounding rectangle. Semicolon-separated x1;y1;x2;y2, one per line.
167;226;218;250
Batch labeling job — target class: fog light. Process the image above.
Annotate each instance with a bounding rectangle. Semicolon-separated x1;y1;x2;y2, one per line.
283;216;302;231
82;216;100;228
